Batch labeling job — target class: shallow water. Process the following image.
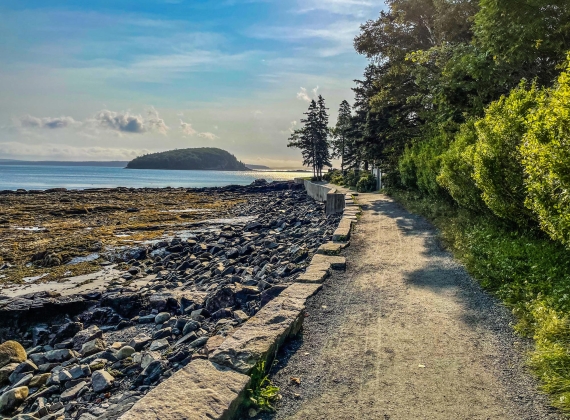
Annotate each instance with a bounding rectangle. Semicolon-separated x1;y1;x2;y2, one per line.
0;164;305;190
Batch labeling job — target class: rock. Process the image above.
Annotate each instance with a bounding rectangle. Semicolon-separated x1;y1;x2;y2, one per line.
149;339;169;352
92;370;114;393
0;341;26;369
29;353;47;366
52;322;83;345
8;360;37;384
233;310;250;323
73;325;103;351
154;312;171;324
205;285;236;313
0;363;18;386
28;373;50;388
128;334;152;351
137;360;165;385
188;337;208;349
138;315;155;324
70;364;91;380
89;358;107;371
58;370;72;383
60;380;87;402
45;348;75;363
182;320;200;336
205;336;226;354
81;339;106;356
174;332;197;347
117;346;135;360
141;352;161;370
10;373;32;389
0;386;28;414
153;327;172;340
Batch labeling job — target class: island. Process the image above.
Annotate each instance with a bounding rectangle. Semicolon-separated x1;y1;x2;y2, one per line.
126;147;248;171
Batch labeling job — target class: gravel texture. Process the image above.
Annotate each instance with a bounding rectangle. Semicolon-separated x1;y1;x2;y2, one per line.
259;193;562;420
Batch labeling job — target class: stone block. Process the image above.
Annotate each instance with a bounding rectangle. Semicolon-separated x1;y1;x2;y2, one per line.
119;360;250;420
316;242;344;255
311;254;346;270
280;283;322;301
209;296;305;374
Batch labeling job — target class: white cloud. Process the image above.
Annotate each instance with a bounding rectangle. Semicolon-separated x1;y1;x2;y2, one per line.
180;119;197;135
88;108;169;134
296;0;376;16
198;132;218;140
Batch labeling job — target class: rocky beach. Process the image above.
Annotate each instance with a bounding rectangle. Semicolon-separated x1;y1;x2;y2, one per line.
0;180;342;419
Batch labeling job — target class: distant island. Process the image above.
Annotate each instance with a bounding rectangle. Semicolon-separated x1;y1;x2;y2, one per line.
0;159;128;167
245;164;271;170
126;147;248;171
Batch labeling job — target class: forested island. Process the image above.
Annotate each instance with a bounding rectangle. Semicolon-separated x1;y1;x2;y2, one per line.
126;147;248;171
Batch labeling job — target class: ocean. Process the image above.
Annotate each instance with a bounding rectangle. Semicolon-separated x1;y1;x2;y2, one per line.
0;164;305;191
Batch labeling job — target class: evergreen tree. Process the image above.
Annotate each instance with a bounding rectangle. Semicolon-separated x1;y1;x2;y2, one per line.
331;100;355;173
288;97;331;180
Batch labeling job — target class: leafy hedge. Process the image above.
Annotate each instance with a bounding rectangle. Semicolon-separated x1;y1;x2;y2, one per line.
522;62;570;246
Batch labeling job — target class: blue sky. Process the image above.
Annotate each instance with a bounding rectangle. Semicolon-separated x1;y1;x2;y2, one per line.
0;0;382;167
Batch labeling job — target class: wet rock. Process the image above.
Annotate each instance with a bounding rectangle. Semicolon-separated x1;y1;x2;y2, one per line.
0;341;27;369
92;370;114;393
45;348;75;363
138;315;155;324
0;386;28;414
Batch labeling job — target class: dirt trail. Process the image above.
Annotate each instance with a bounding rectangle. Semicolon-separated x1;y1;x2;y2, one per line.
263;193;560;420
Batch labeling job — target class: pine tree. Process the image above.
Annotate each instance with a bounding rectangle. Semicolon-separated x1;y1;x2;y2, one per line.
315;95;331;180
288;97;331;180
331;100;355;173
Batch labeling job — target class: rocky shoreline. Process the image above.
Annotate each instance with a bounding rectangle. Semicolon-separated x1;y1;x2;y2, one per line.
0;180;342;419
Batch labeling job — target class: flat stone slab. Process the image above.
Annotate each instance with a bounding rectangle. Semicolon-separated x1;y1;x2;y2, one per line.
209;296;305;374
311;254;346;270
280;283;323;300
316;242;346;255
119;359;250;420
296;269;329;284
332;218;353;242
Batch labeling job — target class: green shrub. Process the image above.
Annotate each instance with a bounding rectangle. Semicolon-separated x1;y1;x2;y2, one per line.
356;171;377;192
521;62;570;246
472;82;540;226
344;170;360;188
398;146;417;190
438;121;487;212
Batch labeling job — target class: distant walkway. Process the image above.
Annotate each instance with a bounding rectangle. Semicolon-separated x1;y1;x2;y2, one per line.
263;193;560;420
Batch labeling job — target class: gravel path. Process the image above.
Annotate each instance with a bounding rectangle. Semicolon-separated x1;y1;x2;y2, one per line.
260;193;561;420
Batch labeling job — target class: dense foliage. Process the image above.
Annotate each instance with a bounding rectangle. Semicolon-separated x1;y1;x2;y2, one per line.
126;148;248;171
326;0;570;410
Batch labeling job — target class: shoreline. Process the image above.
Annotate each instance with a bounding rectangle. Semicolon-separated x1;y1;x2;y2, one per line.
0;180;344;420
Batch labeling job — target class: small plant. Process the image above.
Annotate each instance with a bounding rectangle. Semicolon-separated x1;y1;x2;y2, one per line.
247;360;280;412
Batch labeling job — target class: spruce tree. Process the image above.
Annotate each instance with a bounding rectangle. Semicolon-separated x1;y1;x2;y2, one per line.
315;95;331;180
332;100;355;173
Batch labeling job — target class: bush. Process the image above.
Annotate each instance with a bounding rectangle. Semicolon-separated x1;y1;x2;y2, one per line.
521;62;570;246
344;170;360;188
438;121;487;212
472;82;540;226
398;131;450;198
356;171;377;192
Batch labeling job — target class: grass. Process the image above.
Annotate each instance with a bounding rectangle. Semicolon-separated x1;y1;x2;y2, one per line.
247;360;280;412
390;189;570;414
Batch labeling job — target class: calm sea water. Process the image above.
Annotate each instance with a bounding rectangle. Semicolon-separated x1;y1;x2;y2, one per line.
0;165;305;191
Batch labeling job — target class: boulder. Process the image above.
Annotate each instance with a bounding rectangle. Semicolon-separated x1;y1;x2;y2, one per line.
128;334;152;351
154;312;171;324
45;348;76;363
0;363;18;386
28;373;50;388
60;380;87;402
81;339;106;357
92;370;114;393
0;341;26;369
0;386;28;414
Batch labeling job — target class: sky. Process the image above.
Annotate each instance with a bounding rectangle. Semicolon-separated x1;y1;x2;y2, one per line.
0;0;382;168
